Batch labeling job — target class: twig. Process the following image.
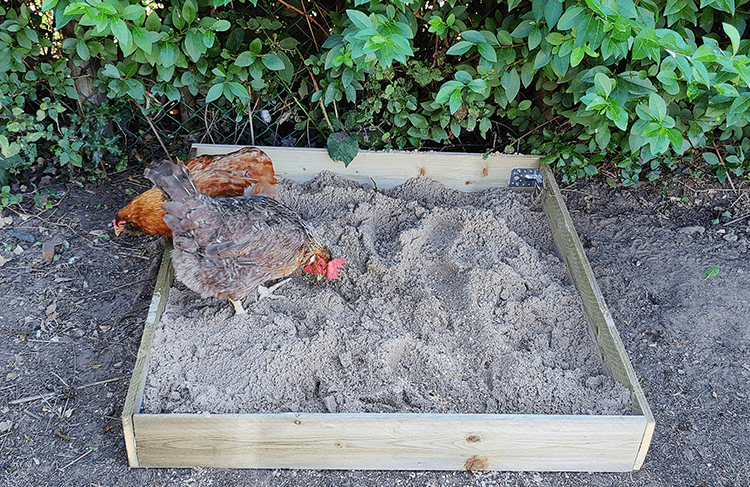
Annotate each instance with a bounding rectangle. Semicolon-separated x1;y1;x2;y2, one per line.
58;448;94;470
8;377;126;405
23;409;41;420
76;376;126;389
76;278;151;301
51;371;69;388
132;99;175;165
277;0;326;45
712;141;738;195
9;393;56;405
723;213;750;226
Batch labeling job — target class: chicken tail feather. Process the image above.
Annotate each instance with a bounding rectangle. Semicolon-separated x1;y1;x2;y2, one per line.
145;159;202;202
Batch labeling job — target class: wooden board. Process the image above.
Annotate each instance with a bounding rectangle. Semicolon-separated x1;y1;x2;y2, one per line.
122;146;654;471
190;144;541;191
133;413;645;471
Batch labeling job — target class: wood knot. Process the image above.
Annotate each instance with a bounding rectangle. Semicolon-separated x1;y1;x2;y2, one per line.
464;455;488;471
293;419;302;425
334;441;344;448
466;434;481;443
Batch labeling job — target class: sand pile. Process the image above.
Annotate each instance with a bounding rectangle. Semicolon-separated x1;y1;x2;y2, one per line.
143;172;632;416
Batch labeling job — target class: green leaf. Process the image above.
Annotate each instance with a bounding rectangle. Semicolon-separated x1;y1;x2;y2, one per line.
205;83;223;103
722;23;740;55
570;47;585;67
461;30;485;44
101;64;121;78
76;40;90;60
544;0;563;27
228;81;249;101
346;9;372;30
184;30;205;62
607;99;629;130
122;4;145;22
649;93;667;121
557;6;584;30
132;25;152;54
41;0;59;10
327;132;359;167
454;70;472;84
446;40;473;56
703;152;720;165
704;264;720;279
726;94;750;127
145;11;161;31
235;50;255;67
111;19;132;49
594;73;613;97
261;54;285;71
467;79;487;93
502;68;520;101
160;43;176;67
449;89;462;114
476;42;497;62
212;19;230;32
182;0;198;25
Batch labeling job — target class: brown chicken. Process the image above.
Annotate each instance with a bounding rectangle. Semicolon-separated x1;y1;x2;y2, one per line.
144;159;345;315
113;147;277;236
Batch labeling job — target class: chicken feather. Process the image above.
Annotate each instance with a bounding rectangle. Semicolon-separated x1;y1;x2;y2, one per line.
114;147;277;237
144;159;342;314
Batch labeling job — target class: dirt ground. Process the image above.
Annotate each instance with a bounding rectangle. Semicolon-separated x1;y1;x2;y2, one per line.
0;162;748;487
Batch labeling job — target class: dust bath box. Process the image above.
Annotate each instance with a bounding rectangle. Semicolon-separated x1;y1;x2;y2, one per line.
122;145;654;471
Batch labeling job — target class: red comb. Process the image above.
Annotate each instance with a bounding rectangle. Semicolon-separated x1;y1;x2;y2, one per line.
325;258;346;280
303;258;326;275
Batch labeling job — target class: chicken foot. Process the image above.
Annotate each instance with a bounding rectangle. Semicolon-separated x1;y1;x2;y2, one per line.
257;278;290;301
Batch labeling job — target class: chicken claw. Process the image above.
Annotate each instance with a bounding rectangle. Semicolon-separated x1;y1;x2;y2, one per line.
257;278;289;301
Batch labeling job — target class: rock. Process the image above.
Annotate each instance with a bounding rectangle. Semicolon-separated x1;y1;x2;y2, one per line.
42;242;55;261
723;233;738;242
677;226;705;235
8;230;35;242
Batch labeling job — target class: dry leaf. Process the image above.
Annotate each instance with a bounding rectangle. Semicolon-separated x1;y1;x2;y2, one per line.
90;364;101;369
98;325;111;332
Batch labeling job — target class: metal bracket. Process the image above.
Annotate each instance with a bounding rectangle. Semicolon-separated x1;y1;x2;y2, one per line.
508;168;543;188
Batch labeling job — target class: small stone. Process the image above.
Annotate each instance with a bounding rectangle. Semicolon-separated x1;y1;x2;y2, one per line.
8;230;35;242
677;226;705;235
723;233;738;242
13;245;24;255
324;395;338;413
42;242;55;262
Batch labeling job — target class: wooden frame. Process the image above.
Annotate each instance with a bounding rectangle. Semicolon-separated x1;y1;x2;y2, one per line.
122;145;654;471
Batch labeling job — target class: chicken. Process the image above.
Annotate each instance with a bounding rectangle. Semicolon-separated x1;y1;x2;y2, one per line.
114;147;277;237
144;159;345;314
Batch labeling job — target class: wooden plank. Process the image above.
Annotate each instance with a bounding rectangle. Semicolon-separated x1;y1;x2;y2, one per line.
538;164;655;469
133;412;646;471
121;243;174;467
191;144;541;191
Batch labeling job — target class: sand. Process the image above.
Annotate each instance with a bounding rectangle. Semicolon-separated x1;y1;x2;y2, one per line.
142;172;632;416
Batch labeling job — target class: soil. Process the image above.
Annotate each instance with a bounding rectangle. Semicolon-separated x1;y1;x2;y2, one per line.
0;163;748;487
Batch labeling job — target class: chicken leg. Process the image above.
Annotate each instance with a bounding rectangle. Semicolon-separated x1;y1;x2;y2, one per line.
230;298;246;315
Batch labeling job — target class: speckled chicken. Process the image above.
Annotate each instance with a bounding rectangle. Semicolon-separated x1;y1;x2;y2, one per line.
114;147;277;237
144;159;345;314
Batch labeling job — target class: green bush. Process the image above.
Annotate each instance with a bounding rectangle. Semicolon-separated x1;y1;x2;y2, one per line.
1;0;749;186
